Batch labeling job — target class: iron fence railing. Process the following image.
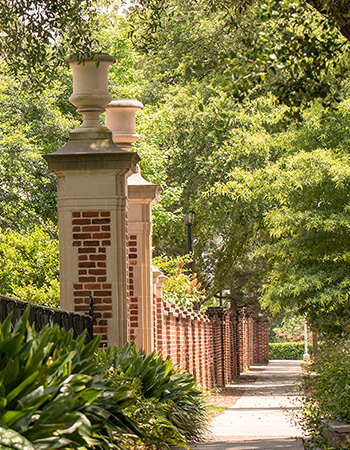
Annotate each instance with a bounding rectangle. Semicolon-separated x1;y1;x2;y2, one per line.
0;295;94;342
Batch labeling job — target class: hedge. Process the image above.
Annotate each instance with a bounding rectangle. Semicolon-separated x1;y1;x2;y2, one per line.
269;342;312;360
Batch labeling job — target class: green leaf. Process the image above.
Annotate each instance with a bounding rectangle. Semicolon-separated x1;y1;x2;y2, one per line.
0;426;35;450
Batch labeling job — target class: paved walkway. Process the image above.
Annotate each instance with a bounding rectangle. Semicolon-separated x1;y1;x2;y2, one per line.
193;360;304;450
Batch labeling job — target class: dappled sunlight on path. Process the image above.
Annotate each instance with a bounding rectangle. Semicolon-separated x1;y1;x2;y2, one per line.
191;360;304;450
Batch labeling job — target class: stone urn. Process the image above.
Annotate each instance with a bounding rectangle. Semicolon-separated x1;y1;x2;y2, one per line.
67;53;116;136
105;99;144;150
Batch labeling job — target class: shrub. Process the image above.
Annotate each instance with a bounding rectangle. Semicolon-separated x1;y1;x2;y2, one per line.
97;343;209;448
0;311;209;450
269;342;312;360
152;254;206;308
299;339;350;449
0;309;139;450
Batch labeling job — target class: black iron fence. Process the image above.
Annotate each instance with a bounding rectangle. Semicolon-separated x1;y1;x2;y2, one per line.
0;295;94;342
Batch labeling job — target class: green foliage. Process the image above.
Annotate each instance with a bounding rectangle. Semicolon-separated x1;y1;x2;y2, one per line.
100;7;350;332
300;339;350;449
0;69;79;231
0;310;139;450
0;226;59;307
0;313;209;450
259;144;350;335
153;255;206;308
269;315;305;343
97;343;209;448
0;0;101;86
269;342;311;360
127;0;349;112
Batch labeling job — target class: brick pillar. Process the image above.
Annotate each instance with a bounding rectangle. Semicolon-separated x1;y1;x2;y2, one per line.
254;318;269;364
44;54;139;348
105;100;161;353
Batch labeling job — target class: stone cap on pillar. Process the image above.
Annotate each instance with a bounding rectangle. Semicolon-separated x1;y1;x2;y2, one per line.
152;266;168;285
128;166;162;204
44;54;140;174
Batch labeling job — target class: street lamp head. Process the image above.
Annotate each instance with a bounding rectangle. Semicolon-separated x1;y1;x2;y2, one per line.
184;210;195;226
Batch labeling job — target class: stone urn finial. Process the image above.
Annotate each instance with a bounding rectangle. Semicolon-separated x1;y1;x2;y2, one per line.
105;99;144;150
67;53;116;136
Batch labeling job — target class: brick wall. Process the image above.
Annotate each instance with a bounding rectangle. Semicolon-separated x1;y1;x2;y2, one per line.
153;294;215;389
147;273;271;389
72;211;112;348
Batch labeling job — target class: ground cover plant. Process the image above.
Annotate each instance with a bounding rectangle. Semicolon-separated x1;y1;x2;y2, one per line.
0;310;209;450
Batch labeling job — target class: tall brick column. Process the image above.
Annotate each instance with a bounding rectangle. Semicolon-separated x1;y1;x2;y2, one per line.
105;99;161;353
44;54;139;348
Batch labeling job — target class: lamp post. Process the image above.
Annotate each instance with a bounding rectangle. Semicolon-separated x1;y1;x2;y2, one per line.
303;317;310;362
184;210;195;272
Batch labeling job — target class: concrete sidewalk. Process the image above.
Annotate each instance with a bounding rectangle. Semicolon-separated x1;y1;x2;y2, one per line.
193;360;304;450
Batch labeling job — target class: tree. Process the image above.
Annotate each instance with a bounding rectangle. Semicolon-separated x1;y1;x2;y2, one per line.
0;0;100;85
127;0;349;113
0;225;60;307
0;68;79;231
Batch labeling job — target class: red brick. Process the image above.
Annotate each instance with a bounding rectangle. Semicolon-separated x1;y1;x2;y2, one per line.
129;240;137;247
97;262;106;268
79;262;95;268
82;211;99;217
72;219;91;225
73;241;81;247
129;235;137;240
78;248;96;254
92;218;110;224
89;269;106;275
97;277;107;282
94;326;107;334
90;255;105;261
103;312;113;318
82;226;100;232
72;212;81;218
79;277;96;283
102;297;112;303
102;240;111;246
94;304;112;311
94;291;112;296
98;248;106;253
129;254;137;259
102;284;112;289
73;290;91;296
101;225;111;231
83;241;99;247
92;233;110;239
72;226;81;232
84;283;101;290
73;283;83;289
74;298;84;304
73;233;91;240
74;305;89;312
78;255;88;261
101;211;110;217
